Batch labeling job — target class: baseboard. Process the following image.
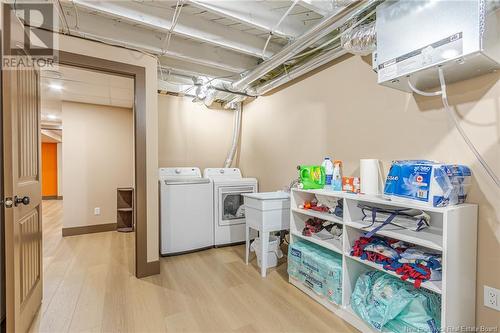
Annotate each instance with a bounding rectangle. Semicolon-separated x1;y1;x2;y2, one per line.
136;260;160;278
42;195;63;200
62;223;117;237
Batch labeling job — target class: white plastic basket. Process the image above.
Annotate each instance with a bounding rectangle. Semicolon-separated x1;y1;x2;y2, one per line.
250;236;283;268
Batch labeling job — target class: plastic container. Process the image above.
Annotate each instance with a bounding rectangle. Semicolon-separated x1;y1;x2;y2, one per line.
322;158;334;186
332;160;343;191
251;236;283;268
298;165;326;189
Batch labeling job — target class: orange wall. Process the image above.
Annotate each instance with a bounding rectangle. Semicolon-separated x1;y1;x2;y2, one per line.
42;143;58;197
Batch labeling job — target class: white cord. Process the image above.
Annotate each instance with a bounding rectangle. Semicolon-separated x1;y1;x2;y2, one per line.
408;68;500;188
407;78;441;97
437;68;500;188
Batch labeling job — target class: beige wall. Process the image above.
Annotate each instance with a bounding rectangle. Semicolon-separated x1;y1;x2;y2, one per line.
62;102;133;228
158;94;234;170
240;55;500;326
59;35;159;262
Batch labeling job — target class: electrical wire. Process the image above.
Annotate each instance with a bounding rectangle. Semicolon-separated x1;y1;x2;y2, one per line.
408;68;500;188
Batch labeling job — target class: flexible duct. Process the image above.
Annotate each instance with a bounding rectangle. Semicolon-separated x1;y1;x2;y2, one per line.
341;20;376;55
232;0;378;92
224;103;242;168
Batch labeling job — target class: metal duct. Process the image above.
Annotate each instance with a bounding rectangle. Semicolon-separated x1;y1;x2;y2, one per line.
254;47;347;95
223;103;242;168
341;20;376;55
232;0;378;91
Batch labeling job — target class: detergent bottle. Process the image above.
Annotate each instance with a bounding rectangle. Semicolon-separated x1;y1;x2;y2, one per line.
332;160;343;191
322;157;334;187
298;165;326;189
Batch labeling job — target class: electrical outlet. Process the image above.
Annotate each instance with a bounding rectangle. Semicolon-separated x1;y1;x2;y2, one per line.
94;207;101;216
484;286;500;311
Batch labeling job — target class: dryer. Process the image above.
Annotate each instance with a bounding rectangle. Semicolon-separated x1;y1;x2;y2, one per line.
204;168;258;246
159;167;213;255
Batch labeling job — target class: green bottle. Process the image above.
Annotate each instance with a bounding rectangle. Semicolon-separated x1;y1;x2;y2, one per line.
298;165;326;189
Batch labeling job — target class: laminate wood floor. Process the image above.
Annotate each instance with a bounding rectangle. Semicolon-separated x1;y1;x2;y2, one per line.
29;200;357;333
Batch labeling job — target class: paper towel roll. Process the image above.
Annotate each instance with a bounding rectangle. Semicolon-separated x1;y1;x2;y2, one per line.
360;159;383;195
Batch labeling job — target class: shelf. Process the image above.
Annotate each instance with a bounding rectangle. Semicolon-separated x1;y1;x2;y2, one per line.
346;254;442;294
290;277;378;333
344;220;442;251
292;188;476;214
117;208;133;212
289;277;341;312
117;226;133;233
291;207;343;224
290;230;343;255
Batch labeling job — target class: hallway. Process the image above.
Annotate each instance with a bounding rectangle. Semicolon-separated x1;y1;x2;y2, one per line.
29;200;356;333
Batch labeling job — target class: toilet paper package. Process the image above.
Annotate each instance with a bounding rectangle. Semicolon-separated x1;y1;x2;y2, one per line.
384;160;471;207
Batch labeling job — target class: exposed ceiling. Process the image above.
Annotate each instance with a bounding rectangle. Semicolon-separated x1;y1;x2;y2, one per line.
56;0;331;79
18;0;377;105
40;65;134;126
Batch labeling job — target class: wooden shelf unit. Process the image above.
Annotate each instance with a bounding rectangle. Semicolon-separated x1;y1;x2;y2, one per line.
117;188;134;232
289;188;478;332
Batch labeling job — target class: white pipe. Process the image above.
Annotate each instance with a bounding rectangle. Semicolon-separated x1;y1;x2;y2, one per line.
224;103;242;168
256;47;347;95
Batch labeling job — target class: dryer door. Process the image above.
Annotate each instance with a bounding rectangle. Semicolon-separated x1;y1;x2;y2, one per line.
217;185;255;226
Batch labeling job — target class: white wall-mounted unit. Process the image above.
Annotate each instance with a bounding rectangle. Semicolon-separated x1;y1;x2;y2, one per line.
289;188;478;332
376;0;500;92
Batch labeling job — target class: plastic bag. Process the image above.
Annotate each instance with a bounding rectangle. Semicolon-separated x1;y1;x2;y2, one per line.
351;271;441;332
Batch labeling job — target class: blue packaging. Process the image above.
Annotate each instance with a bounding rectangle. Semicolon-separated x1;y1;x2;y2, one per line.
384;160;471;207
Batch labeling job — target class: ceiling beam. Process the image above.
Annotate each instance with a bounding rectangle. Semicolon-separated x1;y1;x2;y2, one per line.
67;0;281;58
60;8;259;74
187;0;309;39
297;0;339;16
158;58;237;79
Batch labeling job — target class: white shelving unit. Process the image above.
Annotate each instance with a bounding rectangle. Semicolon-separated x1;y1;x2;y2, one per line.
289;188;478;332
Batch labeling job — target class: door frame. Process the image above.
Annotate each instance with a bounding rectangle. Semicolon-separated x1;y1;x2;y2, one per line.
57;51;155;278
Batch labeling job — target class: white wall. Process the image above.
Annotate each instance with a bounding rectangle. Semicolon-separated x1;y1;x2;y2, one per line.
158;95;234;170
59;34;159;262
240;55;500;326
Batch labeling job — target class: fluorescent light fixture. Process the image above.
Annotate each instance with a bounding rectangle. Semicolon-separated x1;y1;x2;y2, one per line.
49;83;63;91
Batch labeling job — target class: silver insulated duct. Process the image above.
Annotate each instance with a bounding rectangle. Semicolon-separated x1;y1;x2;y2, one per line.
232;0;378;92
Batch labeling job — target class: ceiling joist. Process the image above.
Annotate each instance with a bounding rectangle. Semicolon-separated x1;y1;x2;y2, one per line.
68;0;281;58
187;0;310;39
60;7;259;74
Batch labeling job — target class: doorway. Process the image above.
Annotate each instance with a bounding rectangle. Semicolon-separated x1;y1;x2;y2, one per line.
39;64;135;236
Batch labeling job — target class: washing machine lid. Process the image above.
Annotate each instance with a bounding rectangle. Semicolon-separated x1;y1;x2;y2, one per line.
159;167;209;184
203;168;242;179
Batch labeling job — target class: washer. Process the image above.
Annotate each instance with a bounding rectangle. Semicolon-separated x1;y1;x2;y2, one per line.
159;167;213;255
204;168;258;246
